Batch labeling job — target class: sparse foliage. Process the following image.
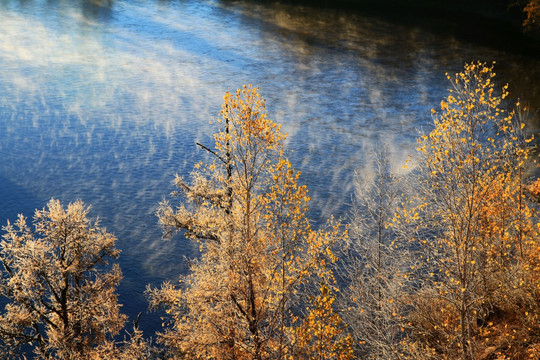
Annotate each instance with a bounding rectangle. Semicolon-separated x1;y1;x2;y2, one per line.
404;61;539;360
151;85;352;360
339;145;412;359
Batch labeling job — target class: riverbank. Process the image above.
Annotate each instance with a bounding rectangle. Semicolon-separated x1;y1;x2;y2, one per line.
238;0;540;54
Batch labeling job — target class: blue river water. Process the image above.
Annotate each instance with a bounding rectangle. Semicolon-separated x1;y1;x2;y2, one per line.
0;0;539;335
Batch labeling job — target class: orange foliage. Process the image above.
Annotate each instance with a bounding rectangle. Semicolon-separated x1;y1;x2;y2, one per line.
407;62;540;360
151;86;351;359
524;0;540;27
292;285;353;360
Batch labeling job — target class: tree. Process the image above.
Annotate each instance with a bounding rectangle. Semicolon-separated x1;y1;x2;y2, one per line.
293;284;353;360
0;199;131;359
524;0;540;28
339;145;412;359
150;85;352;360
405;61;539;360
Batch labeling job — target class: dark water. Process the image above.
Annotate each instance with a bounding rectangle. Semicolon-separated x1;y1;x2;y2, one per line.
0;0;538;335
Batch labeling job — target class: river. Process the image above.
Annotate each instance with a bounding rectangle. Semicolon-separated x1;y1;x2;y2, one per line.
0;0;538;335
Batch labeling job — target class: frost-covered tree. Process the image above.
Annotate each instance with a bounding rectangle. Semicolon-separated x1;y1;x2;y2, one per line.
0;199;136;359
339;145;413;359
149;85;352;360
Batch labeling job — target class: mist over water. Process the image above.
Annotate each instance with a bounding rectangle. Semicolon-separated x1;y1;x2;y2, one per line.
0;0;538;334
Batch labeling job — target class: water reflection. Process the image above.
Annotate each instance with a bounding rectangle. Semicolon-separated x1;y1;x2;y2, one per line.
0;0;538;334
83;0;114;20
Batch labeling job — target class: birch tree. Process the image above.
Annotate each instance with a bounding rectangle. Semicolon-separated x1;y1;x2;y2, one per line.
405;61;540;360
150;85;351;360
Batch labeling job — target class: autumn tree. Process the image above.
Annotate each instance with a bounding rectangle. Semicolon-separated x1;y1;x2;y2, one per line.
339;145;413;359
528;178;540;203
149;85;352;360
0;199;144;359
293;284;353;360
404;61;540;360
524;0;540;28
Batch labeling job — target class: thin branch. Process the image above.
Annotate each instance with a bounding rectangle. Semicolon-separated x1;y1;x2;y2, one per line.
196;142;227;165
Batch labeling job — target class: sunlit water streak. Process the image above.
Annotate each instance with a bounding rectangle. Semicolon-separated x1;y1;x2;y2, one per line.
0;0;538;335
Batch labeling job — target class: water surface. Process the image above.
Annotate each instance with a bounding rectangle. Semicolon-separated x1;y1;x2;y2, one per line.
1;0;538;334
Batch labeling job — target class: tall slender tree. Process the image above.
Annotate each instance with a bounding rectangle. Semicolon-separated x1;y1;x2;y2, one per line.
405;61;540;360
150;85;351;360
340;145;412;359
